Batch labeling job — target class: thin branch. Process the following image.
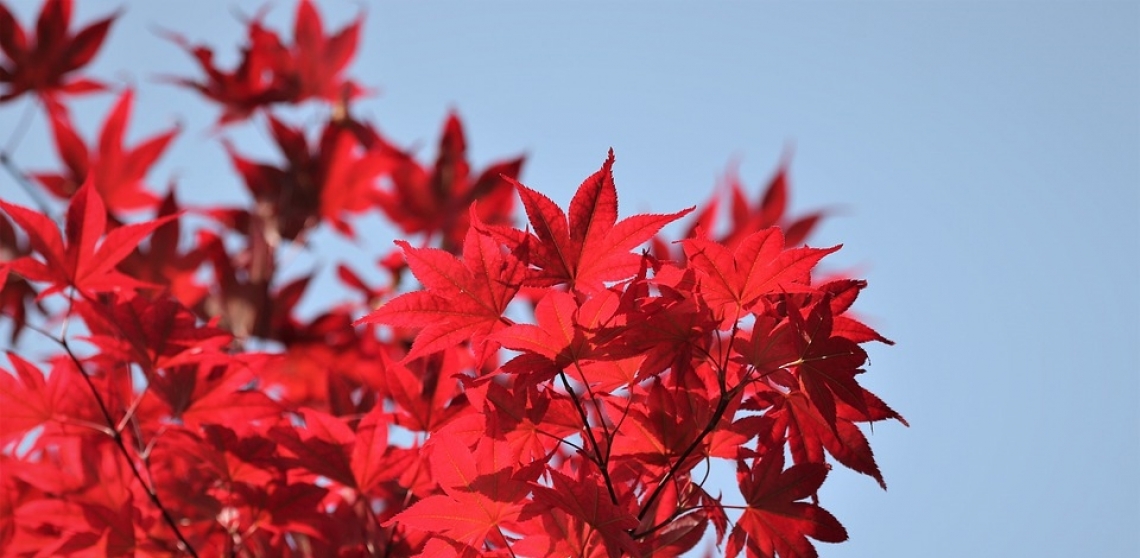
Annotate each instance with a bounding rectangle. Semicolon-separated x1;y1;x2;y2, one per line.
59;335;201;556
635;324;742;529
16;294;204;557
557;370;620;506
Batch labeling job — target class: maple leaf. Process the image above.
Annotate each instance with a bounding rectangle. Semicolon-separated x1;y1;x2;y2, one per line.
225;116;389;240
356;223;523;361
682;228;838;326
147;358;280;430
744;388;899;489
377;349;469;432
485;150;692;293
0;353;72;443
114;191;211;308
75;291;231;376
479;381;580;463
280;0;365;104
611;378;744;472
817;279;894;345
375;112;524;252
351;403;394;495
269;408;357;488
0;182;175;297
521;464;641;558
229;480;331;540
33;90;179;212
719;159;826;249
389;433;531;550
0;0;115;102
598;273;719;380
493;289;588;368
160;16;284;124
732;314;800;381
726;451;847;558
165;0;363;123
783;295;871;430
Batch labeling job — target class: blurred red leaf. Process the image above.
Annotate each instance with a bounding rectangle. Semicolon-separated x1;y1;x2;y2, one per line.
0;0;115;102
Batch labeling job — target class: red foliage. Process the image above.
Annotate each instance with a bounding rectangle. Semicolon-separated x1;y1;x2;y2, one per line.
0;0;114;102
0;1;904;557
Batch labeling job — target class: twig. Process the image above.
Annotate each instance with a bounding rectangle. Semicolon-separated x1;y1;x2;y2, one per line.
558;369;620;506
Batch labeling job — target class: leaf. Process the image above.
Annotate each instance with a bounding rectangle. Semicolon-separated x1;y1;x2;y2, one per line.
375;112;524;252
351;403;393;494
0;182;176;297
269;408;356;488
522;465;641;558
0;0;115;102
355;224;523;360
0;214;43;342
726;451;847;558
783;391;889;489
390;434;529;548
77;291;231;376
33;90;178;211
0;353;71;443
225;117;389;240
784;295;870;430
486;150;691;292
287;0;363;102
164;0;363;123
159;18;285;124
148;358;280;430
493;289;585;366
376;348;468;432
682;228;839;325
481;382;579;463
748;390;893;489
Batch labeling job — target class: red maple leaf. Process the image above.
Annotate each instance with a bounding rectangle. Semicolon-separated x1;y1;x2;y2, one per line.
146;357;280;430
160;16;283;124
719;159;826;249
521;463;641;558
478;381;580;463
279;0;364;104
375;112;524;252
114;191;212;309
0;182;175;297
0;0;115;102
224;116;389;239
166;0;363;123
376;348;469;432
0;353;73;444
745;386;902;490
389;433;532;551
611;378;744;472
76;291;231;376
33;90;179;212
485;150;691;293
681;228;838;326
783;295;871;430
726;451;847;558
493;289;589;368
356;223;524;361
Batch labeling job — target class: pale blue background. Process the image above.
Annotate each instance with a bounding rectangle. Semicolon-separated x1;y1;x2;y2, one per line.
1;1;1137;556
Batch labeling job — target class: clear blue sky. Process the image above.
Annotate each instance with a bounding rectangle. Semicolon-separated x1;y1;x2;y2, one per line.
1;1;1137;556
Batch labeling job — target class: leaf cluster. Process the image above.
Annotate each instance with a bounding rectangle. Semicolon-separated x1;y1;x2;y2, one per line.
0;1;904;557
